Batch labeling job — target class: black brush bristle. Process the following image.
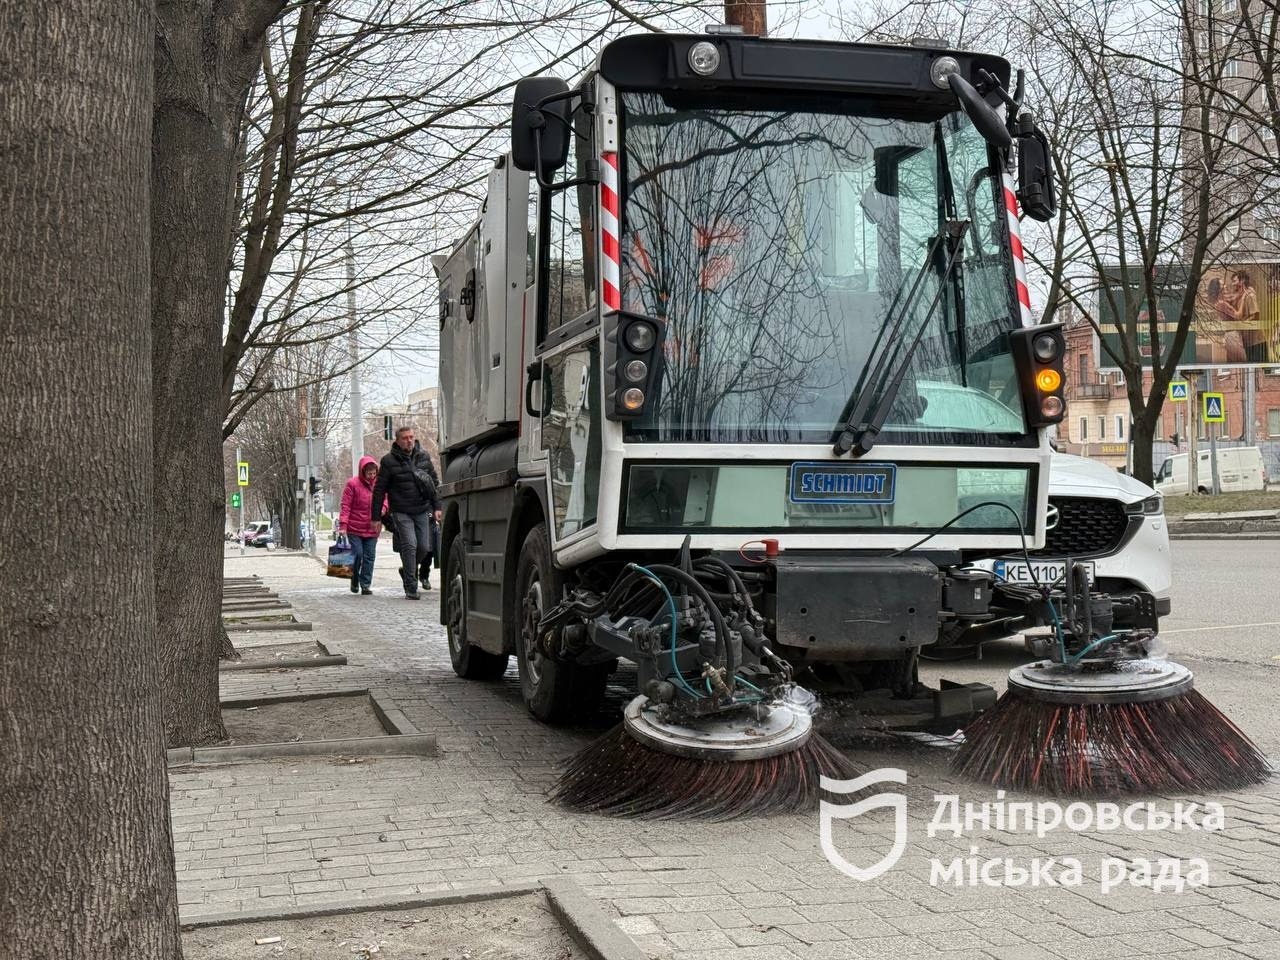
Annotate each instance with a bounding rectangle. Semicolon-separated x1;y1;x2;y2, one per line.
952;688;1272;795
552;724;860;820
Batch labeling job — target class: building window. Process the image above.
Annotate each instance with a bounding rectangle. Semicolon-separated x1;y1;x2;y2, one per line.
1078;353;1089;385
1116;415;1126;439
1080;417;1088;441
1268;408;1280;436
1098;416;1106;440
1222;0;1238;12
1198;0;1209;15
1224;60;1240;80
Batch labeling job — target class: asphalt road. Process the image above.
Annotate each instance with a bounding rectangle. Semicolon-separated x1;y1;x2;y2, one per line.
919;537;1280;757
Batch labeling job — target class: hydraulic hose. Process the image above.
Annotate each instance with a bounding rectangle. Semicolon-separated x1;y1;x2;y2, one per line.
646;563;735;681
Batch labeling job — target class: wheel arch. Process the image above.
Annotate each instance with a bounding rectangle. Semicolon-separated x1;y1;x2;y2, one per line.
503;481;550;654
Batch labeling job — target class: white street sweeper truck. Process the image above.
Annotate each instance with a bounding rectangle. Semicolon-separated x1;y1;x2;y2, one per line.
430;30;1231;811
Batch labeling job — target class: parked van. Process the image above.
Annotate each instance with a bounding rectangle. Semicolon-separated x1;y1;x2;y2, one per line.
1155;446;1267;494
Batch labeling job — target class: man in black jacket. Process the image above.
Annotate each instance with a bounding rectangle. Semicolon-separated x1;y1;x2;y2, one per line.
370;426;442;599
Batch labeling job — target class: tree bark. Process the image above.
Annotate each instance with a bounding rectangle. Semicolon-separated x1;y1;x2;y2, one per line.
0;1;181;955
1131;414;1158;487
152;0;283;747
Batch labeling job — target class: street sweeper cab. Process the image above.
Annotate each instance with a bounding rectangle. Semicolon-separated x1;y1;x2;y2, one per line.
430;31;1217;809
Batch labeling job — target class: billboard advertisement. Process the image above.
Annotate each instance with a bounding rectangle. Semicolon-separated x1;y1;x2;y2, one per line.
1097;262;1280;369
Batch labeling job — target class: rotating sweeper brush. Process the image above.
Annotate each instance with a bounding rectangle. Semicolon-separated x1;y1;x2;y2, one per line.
546;552;856;820
952;563;1270;794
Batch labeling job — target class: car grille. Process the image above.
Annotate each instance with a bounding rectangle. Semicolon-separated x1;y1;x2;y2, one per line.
1030;496;1129;557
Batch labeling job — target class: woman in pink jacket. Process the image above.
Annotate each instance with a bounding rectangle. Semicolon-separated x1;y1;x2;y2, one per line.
338;456;381;595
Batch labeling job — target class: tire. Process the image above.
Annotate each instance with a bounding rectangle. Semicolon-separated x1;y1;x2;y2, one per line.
513;523;609;723
444;538;509;680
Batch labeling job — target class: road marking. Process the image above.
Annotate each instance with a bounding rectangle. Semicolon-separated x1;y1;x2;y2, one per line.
1162;620;1280;636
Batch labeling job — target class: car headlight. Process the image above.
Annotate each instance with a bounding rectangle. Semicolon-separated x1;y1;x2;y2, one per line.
1124;495;1163;517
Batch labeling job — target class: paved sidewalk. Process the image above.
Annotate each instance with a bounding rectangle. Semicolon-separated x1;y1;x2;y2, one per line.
170;549;1280;959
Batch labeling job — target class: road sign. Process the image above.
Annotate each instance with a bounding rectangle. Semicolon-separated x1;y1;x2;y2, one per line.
1203;392;1225;423
237;461;250;486
230;492;241;508
1168;380;1188;402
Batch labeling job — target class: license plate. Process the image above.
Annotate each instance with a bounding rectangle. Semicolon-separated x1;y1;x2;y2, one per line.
992;559;1095;587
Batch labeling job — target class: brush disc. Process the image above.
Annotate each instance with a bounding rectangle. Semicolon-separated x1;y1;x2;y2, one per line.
1008;658;1193;705
552;698;859;820
952;660;1272;794
623;696;812;760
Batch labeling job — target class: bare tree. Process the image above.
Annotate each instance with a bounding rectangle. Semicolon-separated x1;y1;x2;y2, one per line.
850;0;1276;484
152;0;287;746
1;1;181;954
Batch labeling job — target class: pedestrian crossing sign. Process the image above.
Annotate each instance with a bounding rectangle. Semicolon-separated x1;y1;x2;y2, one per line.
237;461;250;486
1168;380;1188;401
1202;392;1225;423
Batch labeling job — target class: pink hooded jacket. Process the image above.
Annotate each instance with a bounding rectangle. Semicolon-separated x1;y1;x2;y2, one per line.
338;456;382;538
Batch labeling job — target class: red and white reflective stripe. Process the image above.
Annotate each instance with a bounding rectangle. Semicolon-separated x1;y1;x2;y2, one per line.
1003;172;1033;327
600;151;621;310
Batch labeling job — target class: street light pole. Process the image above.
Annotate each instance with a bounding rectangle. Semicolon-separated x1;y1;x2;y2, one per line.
345;216;362;475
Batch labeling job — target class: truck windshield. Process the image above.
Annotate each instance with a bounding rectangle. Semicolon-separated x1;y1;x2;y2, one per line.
618;91;1027;445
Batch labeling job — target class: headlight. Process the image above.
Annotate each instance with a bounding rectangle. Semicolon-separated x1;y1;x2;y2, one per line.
1124;495;1163;517
688;41;721;76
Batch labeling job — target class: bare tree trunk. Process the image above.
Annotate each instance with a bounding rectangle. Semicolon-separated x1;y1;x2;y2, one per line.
0;1;181;955
1131;412;1158;487
152;0;283;747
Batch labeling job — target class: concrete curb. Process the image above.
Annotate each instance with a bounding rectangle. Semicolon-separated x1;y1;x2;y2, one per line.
218;688;369;708
226;620;313;632
544;878;650;960
179;880;543;928
368;687;420;736
169;690;427;765
219;654;348;672
1172;535;1280;542
178;879;646;960
167;733;437;766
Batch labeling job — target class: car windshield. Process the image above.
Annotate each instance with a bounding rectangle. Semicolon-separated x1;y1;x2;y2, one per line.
618;91;1027;445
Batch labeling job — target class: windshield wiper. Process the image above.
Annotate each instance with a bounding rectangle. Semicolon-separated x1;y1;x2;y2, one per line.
832;219;971;457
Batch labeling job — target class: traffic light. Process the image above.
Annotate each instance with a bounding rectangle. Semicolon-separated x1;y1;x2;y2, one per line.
383;415;394;440
1169;432;1181;446
309;477;321;496
230;492;241;509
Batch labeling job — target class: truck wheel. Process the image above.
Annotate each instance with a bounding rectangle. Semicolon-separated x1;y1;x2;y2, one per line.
514;523;608;723
445;538;509;681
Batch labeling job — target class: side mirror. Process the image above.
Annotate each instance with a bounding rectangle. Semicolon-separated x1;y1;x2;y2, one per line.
1016;113;1056;222
511;76;571;180
948;74;1012;149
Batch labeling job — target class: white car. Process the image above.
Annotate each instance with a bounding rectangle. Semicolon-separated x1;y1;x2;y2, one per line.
972;452;1172;618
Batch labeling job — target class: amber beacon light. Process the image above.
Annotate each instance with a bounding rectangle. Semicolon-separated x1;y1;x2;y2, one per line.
1009;323;1067;427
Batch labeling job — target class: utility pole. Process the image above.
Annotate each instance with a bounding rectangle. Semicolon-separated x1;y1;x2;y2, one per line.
1187;373;1199;495
345;217;362;475
236;445;245;557
725;0;767;35
1245;368;1256;445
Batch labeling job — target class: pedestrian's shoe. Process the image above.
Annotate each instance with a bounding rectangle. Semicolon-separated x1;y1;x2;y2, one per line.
419;576;431;591
361;587;373;595
350;579;359;594
405;592;421;601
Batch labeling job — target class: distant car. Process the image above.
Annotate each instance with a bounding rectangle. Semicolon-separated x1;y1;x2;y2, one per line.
249;529;275;549
239;520;271;544
1155;445;1267;494
969;452;1172;634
